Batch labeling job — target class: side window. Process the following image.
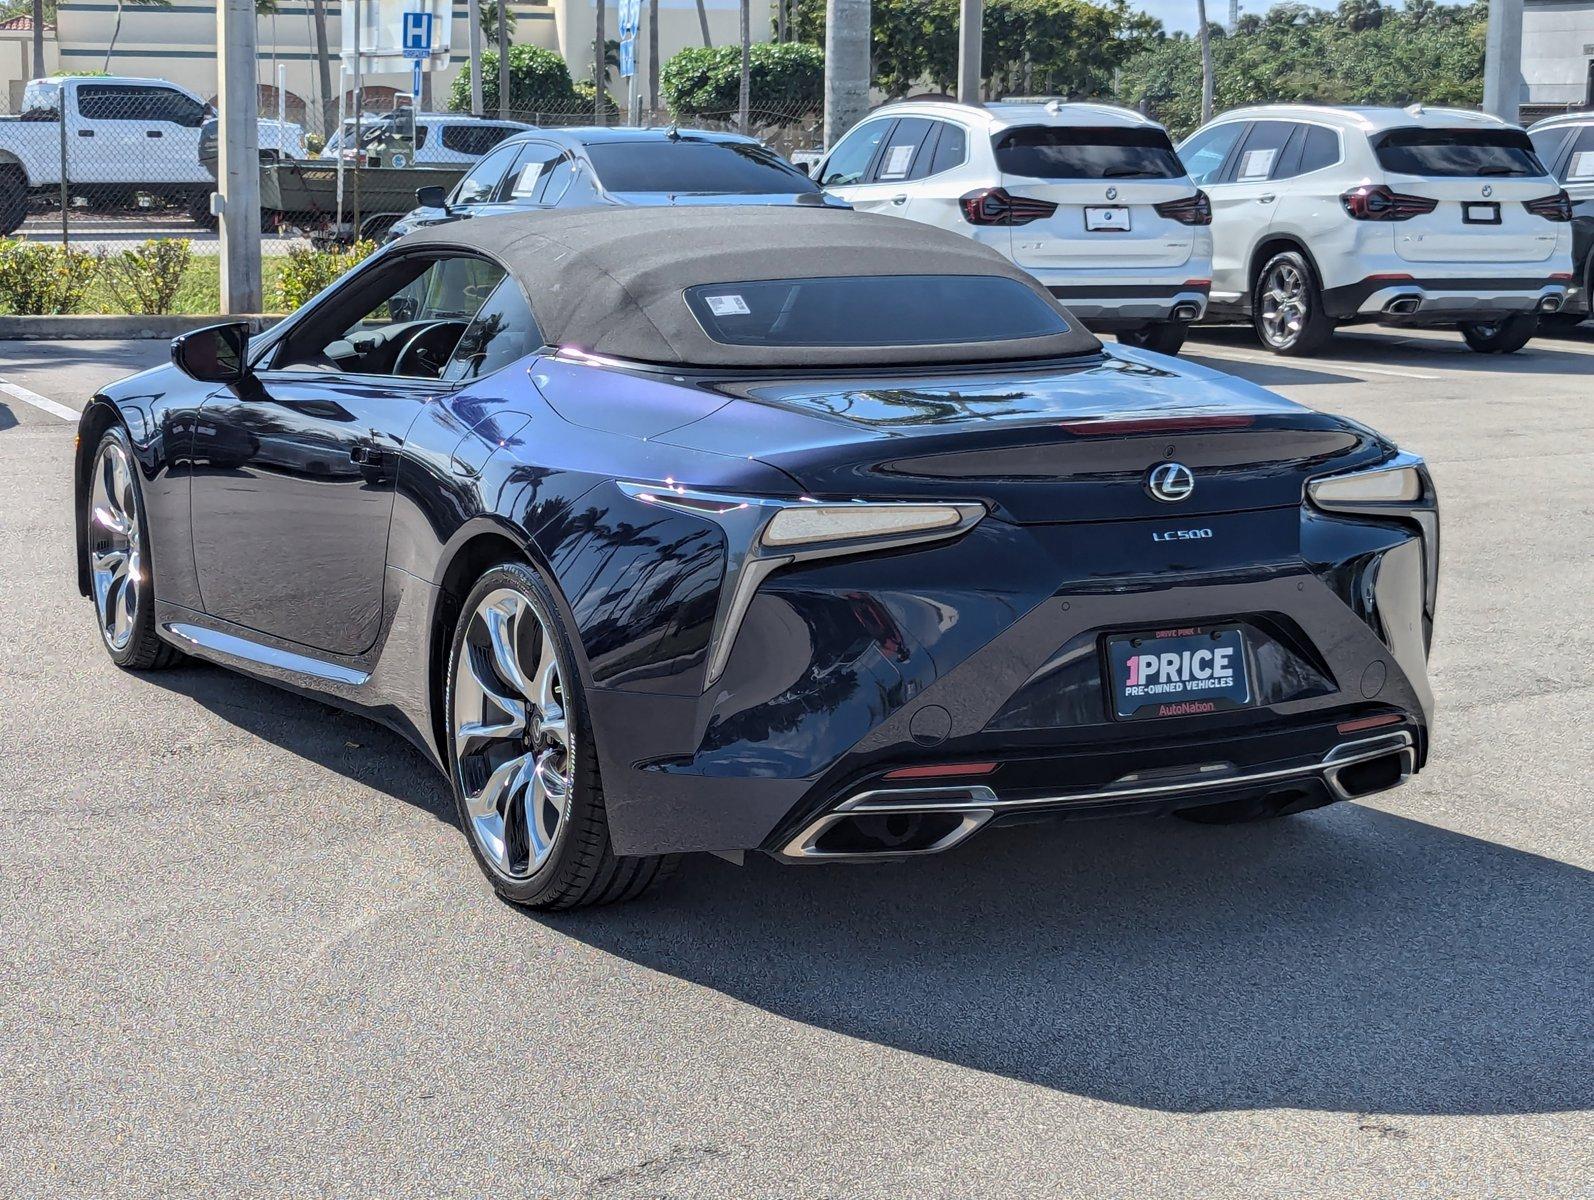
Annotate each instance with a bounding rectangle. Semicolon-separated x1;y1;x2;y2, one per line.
442;277;543;382
1557;125;1594;182
452;143;520;205
1180;123;1245;185
414;123;431;151
504;142;566;202
538;158;576;206
78;84;164;122
820;120;893;187
1233;120;1295;183
150;88;207;127
442;123;517;156
274;255;507;377
871;117;934;184
928;122;969;176
1297;125;1341;175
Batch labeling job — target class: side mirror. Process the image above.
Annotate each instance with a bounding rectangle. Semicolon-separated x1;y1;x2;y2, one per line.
416;185;449;211
172;321;250;385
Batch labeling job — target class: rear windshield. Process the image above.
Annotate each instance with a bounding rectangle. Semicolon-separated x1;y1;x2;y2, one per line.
1374;128;1545;177
585;140;820;194
684;275;1070;348
993;126;1184;179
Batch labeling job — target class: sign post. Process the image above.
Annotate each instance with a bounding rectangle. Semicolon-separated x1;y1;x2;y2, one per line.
402;9;433;109
619;0;641;125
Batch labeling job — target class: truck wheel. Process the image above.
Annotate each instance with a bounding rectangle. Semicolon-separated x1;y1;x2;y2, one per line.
1458;315;1537;354
0;168;28;236
187;189;218;230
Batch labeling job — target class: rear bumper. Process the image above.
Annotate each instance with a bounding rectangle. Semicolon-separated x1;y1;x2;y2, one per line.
1043;280;1211;328
585;509;1436;858
1323;274;1570;323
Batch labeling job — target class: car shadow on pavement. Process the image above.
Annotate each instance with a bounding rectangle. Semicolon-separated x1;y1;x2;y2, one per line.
549;803;1593;1118
1189;324;1594;375
1178;353;1365;388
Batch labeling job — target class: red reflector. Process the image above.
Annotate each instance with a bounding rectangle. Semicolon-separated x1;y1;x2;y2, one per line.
1058;414;1255;435
1549;273;1574;282
1336;713;1405;734
1365;273;1416;282
1183;279;1212;289
882;762;997;781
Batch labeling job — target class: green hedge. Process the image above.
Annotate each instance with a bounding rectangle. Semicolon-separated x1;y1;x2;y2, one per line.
447;45;583;115
660;43;824;119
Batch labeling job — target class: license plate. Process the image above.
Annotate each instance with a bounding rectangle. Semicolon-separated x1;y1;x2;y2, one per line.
1463;202;1501;225
1085;206;1131;232
1105;627;1252;720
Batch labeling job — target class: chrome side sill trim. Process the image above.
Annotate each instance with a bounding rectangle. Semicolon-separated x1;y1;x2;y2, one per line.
164;622;371;686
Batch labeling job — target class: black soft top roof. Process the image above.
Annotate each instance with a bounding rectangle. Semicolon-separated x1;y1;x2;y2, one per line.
395;206;1102;368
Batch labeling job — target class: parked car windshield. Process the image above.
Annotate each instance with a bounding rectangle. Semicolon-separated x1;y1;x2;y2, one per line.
684;275;1069;347
1373;128;1545;177
993;126;1184;179
585;140;820;194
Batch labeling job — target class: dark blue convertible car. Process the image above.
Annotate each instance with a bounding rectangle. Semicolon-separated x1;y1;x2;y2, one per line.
75;207;1438;908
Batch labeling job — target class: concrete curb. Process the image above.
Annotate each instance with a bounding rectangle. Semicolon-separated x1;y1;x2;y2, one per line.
0;314;283;340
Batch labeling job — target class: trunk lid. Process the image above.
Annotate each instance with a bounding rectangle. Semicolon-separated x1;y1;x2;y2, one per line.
656;353;1388;524
992;124;1199;271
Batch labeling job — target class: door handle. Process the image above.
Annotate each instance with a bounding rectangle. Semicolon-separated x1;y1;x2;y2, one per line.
1259;194;1276;203
146;130;163;138
891;194;908;206
77;129;94;137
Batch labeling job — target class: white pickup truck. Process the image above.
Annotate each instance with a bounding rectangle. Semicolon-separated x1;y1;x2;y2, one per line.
0;76;305;233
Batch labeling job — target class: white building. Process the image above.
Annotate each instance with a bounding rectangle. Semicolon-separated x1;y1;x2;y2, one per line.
1521;0;1594;120
5;1;764;123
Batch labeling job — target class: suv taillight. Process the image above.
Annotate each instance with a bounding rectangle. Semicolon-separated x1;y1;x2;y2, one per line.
1340;184;1437;221
1524;190;1573;221
959;187;1058;226
1153;189;1211;226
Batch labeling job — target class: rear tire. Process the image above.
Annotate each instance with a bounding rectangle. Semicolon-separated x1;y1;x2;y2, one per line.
84;426;183;671
1459;314;1537;354
1252;250;1334;356
445;561;681;910
0;167;28;236
187;188;218;231
1117;322;1188;356
1539;311;1586;331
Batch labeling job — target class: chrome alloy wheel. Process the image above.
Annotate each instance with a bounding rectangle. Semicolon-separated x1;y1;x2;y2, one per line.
1258;260;1309;347
88;439;143;652
451;588;574;880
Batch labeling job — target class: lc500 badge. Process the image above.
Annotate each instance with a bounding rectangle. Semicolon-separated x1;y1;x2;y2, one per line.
1152;527;1213;542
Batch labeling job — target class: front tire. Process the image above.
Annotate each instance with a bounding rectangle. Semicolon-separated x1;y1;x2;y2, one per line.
1459;314;1538;354
1252;250;1334;356
1117;321;1188;356
0;167;28;236
445;562;680;909
84;427;182;670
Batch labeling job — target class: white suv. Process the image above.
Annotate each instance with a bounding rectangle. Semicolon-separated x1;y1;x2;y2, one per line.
1179;104;1575;355
817;100;1214;355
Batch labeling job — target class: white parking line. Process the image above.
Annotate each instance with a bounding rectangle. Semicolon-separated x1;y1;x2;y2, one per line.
1194;349;1443;381
0;377;81;422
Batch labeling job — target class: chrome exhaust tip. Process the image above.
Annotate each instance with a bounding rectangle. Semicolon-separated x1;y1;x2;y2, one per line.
1384;295;1422;316
1538;295;1563;313
1171;302;1201;322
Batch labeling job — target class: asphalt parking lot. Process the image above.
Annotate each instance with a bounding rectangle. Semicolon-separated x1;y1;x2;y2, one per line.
2;325;1591;1198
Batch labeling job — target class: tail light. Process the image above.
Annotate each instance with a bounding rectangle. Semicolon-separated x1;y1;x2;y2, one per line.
1524;190;1573;221
1340;184;1437;221
1154;189;1212;226
959;187;1058;226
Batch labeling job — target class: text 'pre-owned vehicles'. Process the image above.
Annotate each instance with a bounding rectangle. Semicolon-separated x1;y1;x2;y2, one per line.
816;100;1214;355
1179;104;1574;355
0;76;304;234
76;207;1437;909
387;126;833;240
1527;112;1594;327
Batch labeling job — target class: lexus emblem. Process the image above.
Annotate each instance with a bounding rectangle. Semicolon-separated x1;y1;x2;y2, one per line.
1146;462;1195;503
1106;186;1118;201
1482;184;1493;197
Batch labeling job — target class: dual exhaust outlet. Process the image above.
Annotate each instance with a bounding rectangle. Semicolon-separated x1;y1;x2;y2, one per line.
778;732;1415;862
1383;294;1564;316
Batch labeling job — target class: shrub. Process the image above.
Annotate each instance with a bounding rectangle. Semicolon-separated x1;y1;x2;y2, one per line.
304;132;327;156
275;239;376;312
447;45;582;115
0;238;101;315
660;43;824;120
102;238;193;316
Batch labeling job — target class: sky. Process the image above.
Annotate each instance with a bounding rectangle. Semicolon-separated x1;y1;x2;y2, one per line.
1139;0;1342;35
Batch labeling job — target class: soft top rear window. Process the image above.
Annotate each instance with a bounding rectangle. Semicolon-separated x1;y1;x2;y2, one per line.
1374;128;1545;177
684;275;1070;348
586;140;820;195
994;126;1184;179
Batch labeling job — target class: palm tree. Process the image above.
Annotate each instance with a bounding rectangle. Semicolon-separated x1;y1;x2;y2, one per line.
479;0;515;41
104;0;171;72
1195;0;1214;124
310;0;334;137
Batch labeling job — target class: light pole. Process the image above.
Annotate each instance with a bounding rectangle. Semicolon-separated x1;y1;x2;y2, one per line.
957;0;982;104
823;0;869;149
218;0;262;314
